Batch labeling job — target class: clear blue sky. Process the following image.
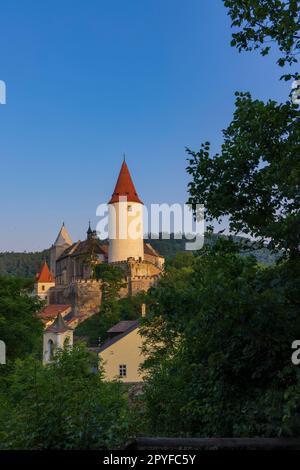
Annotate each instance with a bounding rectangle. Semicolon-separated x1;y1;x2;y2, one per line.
0;0;293;251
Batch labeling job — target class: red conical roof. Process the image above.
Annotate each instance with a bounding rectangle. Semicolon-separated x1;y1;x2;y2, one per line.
109;160;143;204
36;261;54;283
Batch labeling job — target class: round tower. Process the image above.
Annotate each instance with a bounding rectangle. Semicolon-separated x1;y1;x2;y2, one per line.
108;159;144;263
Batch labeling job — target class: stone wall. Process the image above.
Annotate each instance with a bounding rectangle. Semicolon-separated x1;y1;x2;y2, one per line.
49;258;163;320
49;280;103;317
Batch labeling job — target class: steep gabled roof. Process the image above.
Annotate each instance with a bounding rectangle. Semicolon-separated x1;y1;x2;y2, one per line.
45;312;73;333
57;238;108;261
54;223;72;247
98;320;139;352
36;261;54;283
109;160;143;204
38;304;71;321
107;320;138;334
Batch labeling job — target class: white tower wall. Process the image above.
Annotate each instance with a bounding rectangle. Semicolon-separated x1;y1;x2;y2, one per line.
43;330;73;365
108;200;144;263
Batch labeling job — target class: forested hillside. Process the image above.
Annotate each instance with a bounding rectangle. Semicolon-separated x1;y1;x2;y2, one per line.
0;234;278;278
0;250;50;278
148;233;279;266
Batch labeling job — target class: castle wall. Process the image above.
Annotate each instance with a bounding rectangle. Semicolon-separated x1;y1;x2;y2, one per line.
48;256;163;324
130;276;159;295
49;280;103;317
111;258;162;295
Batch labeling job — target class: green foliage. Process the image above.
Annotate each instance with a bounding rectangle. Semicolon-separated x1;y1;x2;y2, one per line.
0;235;278;279
141;241;300;437
165;250;196;270
165;2;300;438
0;276;43;362
93;263;126;306
0;250;50;278
76;264;146;345
224;0;300;68
146;234;190;259
0;343;129;449
187;93;300;256
75;292;146;346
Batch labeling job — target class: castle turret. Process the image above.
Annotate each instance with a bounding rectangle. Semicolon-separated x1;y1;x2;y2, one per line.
108;159;144;263
50;223;72;277
35;261;55;303
43;313;73;364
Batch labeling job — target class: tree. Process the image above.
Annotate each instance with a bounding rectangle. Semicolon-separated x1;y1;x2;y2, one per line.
186;93;300;257
93;263;127;310
0;276;43;363
141;241;300;437
0;250;50;278
0;343;129;449
140;0;300;439
75;264;144;345
224;0;300;68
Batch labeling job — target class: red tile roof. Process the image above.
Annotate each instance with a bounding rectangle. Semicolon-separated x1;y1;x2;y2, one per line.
38;304;71;321
36;261;54;283
109;160;143;204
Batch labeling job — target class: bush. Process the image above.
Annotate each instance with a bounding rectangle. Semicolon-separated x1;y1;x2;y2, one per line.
0;343;130;449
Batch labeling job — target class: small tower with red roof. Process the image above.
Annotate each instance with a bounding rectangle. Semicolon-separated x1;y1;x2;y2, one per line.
108;159;144;263
35;261;55;303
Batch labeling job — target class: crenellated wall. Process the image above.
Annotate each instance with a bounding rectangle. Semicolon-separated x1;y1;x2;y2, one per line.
48;257;163;323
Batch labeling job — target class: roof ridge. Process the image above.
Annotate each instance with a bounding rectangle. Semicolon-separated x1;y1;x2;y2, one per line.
54;224;73;247
98;320;140;352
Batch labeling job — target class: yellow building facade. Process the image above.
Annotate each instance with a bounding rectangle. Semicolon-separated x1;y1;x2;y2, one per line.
98;320;146;383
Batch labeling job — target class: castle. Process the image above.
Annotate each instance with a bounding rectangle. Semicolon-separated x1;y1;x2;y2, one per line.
36;160;164;328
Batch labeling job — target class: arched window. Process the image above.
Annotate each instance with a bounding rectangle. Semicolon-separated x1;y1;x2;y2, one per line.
47;339;54;362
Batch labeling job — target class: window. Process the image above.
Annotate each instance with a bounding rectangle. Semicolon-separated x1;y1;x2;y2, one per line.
119;364;127;377
128;205;132;212
47;339;54;362
42;285;45;291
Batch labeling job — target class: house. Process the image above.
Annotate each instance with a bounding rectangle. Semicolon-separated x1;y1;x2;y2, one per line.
97;319;146;383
